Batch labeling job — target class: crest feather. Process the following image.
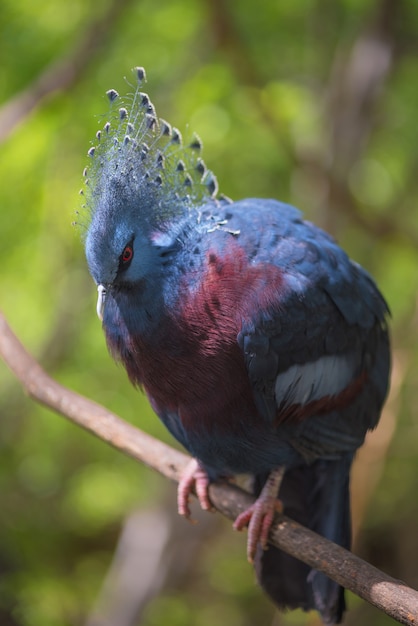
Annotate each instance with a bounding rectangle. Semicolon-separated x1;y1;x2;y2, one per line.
84;67;220;229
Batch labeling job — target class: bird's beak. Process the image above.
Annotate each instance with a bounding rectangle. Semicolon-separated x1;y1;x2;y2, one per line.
96;284;106;321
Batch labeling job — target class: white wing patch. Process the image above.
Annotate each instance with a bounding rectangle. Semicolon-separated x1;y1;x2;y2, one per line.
275;354;356;409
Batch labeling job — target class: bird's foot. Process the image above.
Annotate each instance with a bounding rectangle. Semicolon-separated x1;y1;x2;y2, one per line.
177;458;212;521
233;466;285;563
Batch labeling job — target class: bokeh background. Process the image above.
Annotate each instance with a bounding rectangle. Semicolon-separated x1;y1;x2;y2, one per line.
0;1;417;624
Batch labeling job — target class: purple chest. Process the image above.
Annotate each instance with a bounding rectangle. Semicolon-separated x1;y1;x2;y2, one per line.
106;244;284;438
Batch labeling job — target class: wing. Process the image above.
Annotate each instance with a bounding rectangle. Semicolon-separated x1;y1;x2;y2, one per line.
233;200;390;429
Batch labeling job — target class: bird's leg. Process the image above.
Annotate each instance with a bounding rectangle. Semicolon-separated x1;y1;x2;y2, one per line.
233;466;285;563
177;458;212;520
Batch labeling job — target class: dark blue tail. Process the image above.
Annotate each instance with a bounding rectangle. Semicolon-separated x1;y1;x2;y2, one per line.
253;455;352;625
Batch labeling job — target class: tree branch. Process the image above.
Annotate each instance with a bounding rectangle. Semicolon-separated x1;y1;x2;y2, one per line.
0;310;417;625
0;0;136;143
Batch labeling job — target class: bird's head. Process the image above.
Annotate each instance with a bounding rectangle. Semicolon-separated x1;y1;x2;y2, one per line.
82;67;219;321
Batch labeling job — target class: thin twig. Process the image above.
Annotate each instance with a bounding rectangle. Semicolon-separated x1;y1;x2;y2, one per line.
206;0;418;247
0;0;136;142
0;310;417;625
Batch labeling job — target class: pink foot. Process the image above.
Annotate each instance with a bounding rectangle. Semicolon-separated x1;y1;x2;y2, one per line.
233;466;285;562
177;458;212;521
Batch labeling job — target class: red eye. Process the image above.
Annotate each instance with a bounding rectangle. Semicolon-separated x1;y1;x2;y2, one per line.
121;245;133;264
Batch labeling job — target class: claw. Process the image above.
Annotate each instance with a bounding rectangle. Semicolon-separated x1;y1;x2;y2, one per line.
177;458;212;521
233;466;285;562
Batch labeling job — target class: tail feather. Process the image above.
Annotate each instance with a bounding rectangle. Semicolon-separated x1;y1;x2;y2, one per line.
253;455;352;624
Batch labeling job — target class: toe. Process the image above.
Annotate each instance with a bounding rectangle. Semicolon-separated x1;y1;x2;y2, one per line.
177;459;211;519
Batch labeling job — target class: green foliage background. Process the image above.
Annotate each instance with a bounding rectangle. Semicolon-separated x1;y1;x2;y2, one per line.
0;1;417;624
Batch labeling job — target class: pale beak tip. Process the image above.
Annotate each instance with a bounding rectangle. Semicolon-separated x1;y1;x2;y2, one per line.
96;284;106;321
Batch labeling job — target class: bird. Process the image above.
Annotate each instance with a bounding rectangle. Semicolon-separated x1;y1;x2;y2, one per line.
83;67;390;625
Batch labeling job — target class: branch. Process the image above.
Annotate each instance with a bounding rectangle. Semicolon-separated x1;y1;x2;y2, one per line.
0;310;417;625
205;1;418;247
204;0;297;166
0;0;136;143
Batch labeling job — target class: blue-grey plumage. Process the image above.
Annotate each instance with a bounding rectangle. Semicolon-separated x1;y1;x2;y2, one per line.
83;67;391;625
